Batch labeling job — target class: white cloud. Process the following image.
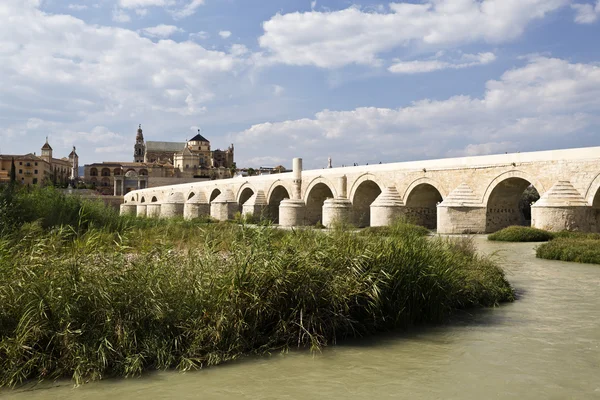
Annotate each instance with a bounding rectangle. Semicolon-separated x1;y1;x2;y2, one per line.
571;1;600;24
0;0;250;131
219;30;232;39
67;4;88;11
310;1;317;10
273;85;285;96
189;31;209;40
233;57;600;167
118;0;174;8
112;7;131;22
389;52;497;74
259;0;569;68
140;24;184;39
171;0;205;19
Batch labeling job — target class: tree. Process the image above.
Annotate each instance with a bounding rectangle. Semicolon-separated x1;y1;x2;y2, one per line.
247;167;256;176
229;162;237;177
9;158;16;185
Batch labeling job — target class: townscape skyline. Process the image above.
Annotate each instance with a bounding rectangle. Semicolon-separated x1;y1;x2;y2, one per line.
1;0;600;169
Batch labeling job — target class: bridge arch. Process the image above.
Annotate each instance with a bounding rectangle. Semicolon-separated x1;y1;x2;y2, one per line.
236;183;256;205
186;191;196;201
304;179;336;226
403;178;446;229
303;177;338;201
140;196;146;203
483;170;544;233
585;172;600;206
267;183;290;224
350;174;382;227
209;188;222;202
151;196;158;203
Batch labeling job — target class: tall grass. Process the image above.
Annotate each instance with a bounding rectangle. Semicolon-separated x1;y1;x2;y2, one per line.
0;218;514;387
488;226;554;242
536;237;600;265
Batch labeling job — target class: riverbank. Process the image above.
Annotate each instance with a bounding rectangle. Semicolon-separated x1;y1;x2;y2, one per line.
0;186;514;387
488;226;600;265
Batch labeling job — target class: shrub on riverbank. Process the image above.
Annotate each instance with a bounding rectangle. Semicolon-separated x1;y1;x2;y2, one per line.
488;226;554;242
536;237;600;265
0;219;514;387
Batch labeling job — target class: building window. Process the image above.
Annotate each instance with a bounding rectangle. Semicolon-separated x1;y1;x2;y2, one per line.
35;162;38;166
34;170;38;174
33;178;38;184
19;162;22;165
18;169;22;174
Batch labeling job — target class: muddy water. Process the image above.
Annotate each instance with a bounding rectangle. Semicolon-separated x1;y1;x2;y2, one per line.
4;237;600;399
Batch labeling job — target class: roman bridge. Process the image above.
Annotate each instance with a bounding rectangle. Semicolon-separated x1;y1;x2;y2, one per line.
120;146;600;234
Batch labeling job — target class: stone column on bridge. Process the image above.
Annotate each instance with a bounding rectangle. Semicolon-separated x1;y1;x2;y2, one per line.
136;203;147;217
280;157;306;227
531;181;595;232
323;175;353;228
120;202;137;216
210;190;237;221
161;192;185;219
242;190;268;220
146;202;161;218
370;187;405;227
184;192;210;220
437;183;486;234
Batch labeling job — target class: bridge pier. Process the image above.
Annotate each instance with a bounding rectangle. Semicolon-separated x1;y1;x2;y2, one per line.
242;190;268;220
161;192;185;218
120;203;137;216
370;187;404;227
323;175;352;227
136;204;147;217
531;181;595;232
437;183;486;234
146;203;161;218
184;193;210;220
211;190;237;221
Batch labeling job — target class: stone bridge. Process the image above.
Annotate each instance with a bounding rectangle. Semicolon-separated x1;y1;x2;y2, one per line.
120;146;600;233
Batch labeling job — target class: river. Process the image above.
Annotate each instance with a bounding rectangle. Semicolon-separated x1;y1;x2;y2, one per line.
3;237;600;399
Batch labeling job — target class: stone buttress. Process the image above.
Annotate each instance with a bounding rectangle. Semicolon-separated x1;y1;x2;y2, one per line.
184;192;210;220
210;190;237;221
370;187;404;227
531;181;595;232
322;175;353;228
437;183;485;234
279;158;306;227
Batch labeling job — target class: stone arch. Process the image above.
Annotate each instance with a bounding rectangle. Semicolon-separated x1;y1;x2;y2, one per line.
90;167;98;177
403;178;445;229
140;197;146;203
483;171;544;233
350;176;383;228
113;168;122;176
151;196;158;203
101;168;111;177
482;170;545;206
305;182;335;225
238;187;255;207
186;191;196;201
584;172;600;206
209;188;221;202
303;177;338;201
236;183;256;205
267;185;290;224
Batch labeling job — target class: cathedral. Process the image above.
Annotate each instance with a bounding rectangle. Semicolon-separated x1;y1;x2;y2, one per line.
134;125;235;174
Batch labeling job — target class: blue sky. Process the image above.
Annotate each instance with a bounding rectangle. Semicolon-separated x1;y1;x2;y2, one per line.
1;0;599;169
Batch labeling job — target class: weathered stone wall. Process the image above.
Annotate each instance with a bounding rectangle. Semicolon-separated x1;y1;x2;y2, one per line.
437;207;487;234
532;207;596;232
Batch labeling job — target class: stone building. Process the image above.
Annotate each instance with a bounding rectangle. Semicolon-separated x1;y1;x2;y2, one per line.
0;139;78;186
83;125;235;195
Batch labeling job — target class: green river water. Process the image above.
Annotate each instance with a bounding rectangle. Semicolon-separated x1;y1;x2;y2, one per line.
3;237;600;399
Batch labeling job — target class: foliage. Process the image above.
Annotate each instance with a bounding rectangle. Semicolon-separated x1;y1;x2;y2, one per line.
360;219;430;238
518;186;540;222
536;237;600;264
0;214;513;387
488;226;554;242
9;158;16;185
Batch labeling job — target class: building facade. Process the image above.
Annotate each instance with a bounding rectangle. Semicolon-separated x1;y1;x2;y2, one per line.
83;125;235;195
0;139;78;186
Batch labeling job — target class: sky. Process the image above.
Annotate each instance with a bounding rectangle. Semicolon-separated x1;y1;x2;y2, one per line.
1;0;599;169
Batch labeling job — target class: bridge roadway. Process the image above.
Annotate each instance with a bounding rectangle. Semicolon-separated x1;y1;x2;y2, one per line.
120;146;600;234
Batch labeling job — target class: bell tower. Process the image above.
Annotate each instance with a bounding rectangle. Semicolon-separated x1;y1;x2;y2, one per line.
134;124;146;163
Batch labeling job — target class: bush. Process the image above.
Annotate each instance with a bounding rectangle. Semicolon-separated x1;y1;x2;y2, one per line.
360;219;430;238
536;237;600;264
0;222;513;387
488;226;554;242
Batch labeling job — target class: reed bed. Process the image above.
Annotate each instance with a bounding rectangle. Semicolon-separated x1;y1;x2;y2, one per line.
536;237;600;265
0;186;514;387
488;226;554;242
